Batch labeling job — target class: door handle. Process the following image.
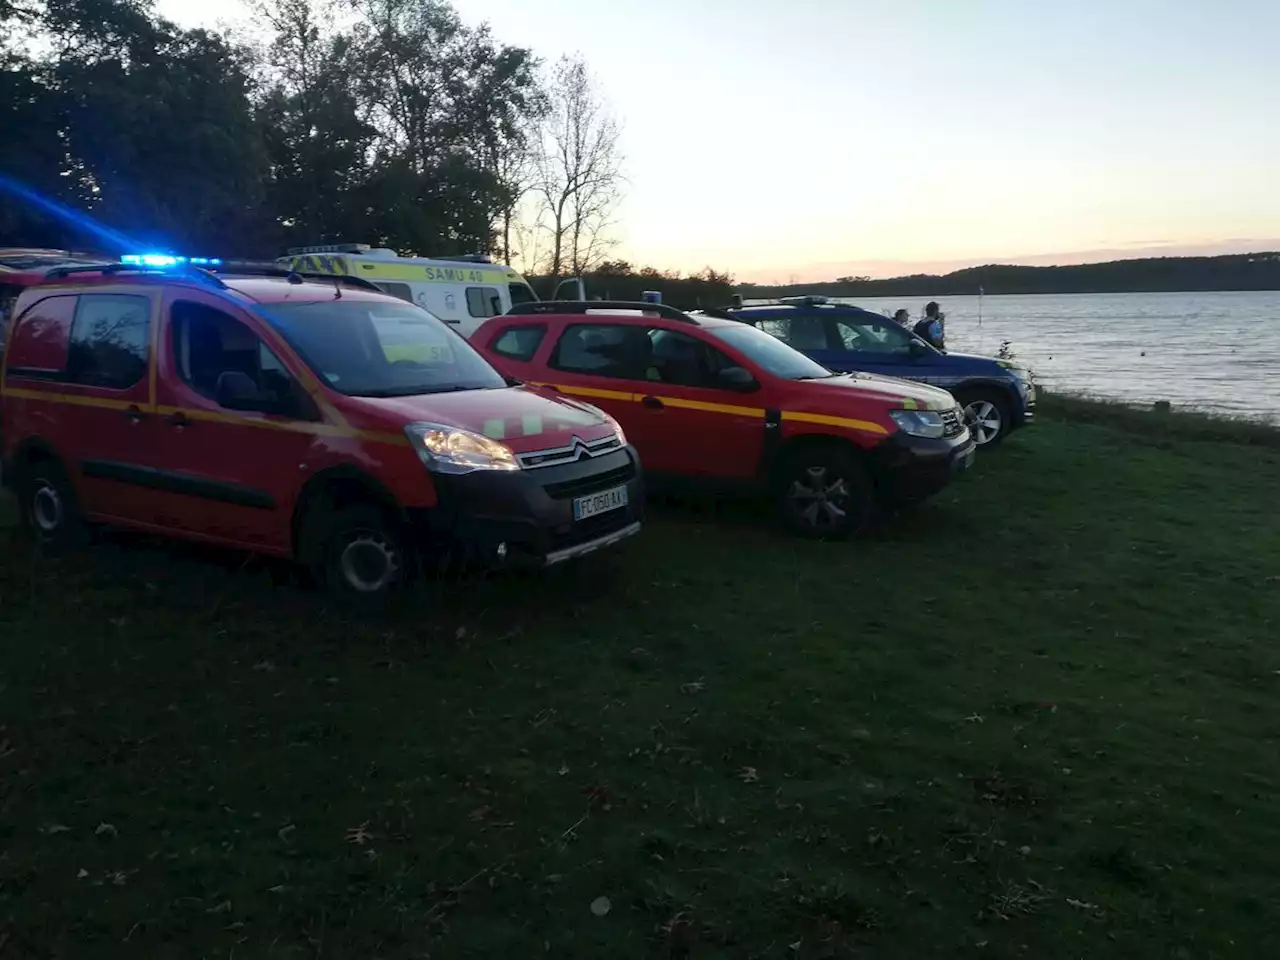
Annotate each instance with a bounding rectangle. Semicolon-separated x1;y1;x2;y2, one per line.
123;404;147;424
641;395;664;410
164;411;191;428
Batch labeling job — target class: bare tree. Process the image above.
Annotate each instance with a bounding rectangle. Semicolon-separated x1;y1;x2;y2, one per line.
532;55;623;277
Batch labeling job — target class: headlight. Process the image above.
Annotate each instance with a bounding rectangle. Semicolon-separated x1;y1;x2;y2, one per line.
404;423;520;473
890;409;946;439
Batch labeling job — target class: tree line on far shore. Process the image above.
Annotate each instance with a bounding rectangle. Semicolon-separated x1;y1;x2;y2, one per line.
740;253;1280;299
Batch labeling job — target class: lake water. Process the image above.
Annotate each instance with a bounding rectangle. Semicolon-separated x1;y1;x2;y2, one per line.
831;291;1280;424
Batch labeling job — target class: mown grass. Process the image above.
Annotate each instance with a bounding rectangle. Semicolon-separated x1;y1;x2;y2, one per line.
1;413;1279;958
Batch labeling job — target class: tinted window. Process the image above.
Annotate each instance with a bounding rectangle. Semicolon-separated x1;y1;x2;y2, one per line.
491;324;546;361
508;283;537;307
374;281;414;303
834;316;914;355
1;283;20;339
466;286;502;318
646;328;736;388
4;294;78;376
766;315;829;351
551;323;649;379
706;324;836;380
172;301;302;411
67;294;150;389
256;299;504;397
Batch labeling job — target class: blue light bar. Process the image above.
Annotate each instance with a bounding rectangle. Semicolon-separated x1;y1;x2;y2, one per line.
120;253;224;268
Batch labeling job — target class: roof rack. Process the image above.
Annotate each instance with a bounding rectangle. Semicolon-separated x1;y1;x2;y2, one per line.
42;262;229;288
693;306;743;322
213;261;383;291
40;260;383;294
434;253;493;264
506;300;697;324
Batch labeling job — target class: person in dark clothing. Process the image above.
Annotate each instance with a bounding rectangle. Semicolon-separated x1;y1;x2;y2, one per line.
892;308;911;326
913;301;945;349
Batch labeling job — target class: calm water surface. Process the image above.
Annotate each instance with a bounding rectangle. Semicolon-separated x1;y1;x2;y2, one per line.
838;291;1280;424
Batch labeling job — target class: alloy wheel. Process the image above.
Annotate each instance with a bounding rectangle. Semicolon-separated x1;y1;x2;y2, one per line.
339;534;401;594
788;465;852;530
964;400;1004;445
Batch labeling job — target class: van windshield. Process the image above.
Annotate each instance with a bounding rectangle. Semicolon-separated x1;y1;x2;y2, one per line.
255;299;506;397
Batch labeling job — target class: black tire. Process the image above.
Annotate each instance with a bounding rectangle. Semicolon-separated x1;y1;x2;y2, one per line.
306;503;412;598
957;388;1013;447
14;456;89;553
775;447;874;539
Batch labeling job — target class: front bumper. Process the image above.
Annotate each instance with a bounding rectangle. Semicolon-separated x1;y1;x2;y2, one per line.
1016;379;1036;426
870;427;976;503
407;446;645;567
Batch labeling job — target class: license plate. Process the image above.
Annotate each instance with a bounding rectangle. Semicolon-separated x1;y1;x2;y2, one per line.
573;485;628;521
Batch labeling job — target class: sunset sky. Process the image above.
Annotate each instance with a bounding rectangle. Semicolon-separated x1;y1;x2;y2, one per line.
158;0;1280;282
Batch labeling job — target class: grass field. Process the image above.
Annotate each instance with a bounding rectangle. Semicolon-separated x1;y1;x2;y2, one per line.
1;402;1278;958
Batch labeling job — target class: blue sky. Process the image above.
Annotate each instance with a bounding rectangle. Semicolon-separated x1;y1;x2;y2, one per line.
159;0;1280;281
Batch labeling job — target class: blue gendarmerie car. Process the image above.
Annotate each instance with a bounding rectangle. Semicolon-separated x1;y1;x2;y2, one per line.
701;297;1035;446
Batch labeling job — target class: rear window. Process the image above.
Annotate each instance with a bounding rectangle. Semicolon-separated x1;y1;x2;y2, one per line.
4;294;78;376
4;293;151;388
490;324;546;362
550;323;649;380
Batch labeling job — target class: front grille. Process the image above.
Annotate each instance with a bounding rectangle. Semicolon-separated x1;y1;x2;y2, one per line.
542;462;636;500
942;407;965;438
549;507;634;550
519;433;622;469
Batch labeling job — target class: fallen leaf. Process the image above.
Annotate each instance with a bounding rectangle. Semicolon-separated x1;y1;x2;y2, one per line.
738;766;759;783
41;824;71;835
345;823;375;845
470;805;492;822
558;764;569;776
76;868;89;879
1066;898;1097;911
590;896;611;917
95;822;117;837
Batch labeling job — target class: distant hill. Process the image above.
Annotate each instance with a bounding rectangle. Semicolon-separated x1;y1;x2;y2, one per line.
737;252;1280;299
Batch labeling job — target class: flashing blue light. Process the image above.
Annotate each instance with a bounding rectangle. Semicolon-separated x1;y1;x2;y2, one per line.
120;253;224;268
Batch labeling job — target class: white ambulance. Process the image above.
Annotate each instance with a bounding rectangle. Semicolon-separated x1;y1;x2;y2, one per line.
277;244;541;337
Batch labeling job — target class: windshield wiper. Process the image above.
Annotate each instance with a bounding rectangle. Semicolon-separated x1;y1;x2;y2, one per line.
352;384;489;398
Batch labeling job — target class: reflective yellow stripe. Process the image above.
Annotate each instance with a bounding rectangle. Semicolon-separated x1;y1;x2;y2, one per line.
281;255;509;285
0;386;145;412
901;397;919;410
553;384;638;403
0;387;407;446
781;410;890;435
526;381;891;435
659;396;764;417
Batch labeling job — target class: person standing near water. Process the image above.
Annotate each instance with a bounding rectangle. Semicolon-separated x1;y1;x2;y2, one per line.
913;301;946;349
892;308;911;326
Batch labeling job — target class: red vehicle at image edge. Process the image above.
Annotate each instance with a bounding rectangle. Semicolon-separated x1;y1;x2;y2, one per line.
475;301;976;536
0;262;643;595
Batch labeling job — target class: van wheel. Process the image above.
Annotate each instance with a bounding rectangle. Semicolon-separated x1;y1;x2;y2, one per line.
776;448;873;539
958;389;1012;446
15;457;89;553
310;504;411;598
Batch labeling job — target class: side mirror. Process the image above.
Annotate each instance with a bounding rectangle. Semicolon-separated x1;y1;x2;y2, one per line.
503;375;523;387
908;339;931;358
552;277;586;301
718;366;758;392
216;371;276;413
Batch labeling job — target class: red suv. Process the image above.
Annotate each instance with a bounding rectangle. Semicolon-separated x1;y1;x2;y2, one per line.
476;301;975;537
0;263;642;594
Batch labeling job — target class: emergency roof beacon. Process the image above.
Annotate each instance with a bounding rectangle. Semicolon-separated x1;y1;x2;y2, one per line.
277;244;539;337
